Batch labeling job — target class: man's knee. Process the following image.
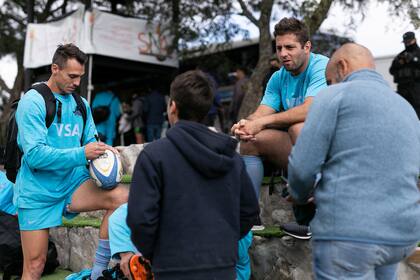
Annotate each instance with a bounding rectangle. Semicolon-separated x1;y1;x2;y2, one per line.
107;186;129;210
240;140;259;155
24;254;47;278
288;123;304;145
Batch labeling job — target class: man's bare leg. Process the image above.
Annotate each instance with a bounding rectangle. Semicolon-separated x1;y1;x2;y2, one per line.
21;229;49;280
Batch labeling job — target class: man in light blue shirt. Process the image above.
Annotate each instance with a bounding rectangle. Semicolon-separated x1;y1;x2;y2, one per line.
289;43;420;279
15;44;128;280
92;90;121;145
231;17;328;235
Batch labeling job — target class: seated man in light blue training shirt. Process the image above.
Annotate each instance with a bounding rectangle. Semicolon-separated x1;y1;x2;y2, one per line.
107;203;253;280
0;171;17;215
288;43;420;279
231;17;328;234
92;90;121;146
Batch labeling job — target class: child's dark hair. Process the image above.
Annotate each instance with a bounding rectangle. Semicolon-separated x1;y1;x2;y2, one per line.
52;43;87;68
170;70;214;122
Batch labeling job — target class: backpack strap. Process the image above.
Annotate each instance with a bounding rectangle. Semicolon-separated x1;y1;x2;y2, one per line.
31;83;56;128
72;93;87;146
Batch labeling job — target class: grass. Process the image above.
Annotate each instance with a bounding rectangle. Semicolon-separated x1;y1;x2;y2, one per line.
252;225;284;238
41;269;72;280
62;216;101;228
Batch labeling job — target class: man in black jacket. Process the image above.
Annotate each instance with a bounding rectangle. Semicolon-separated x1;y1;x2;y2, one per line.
126;70;260;280
390;31;420;119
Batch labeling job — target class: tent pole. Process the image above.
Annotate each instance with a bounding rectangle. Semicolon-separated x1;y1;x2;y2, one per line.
87;54;93;104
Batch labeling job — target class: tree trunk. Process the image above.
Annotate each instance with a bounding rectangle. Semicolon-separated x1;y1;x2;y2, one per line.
238;0;274;120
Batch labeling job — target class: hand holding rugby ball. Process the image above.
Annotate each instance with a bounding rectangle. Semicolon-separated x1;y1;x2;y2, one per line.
89;149;123;189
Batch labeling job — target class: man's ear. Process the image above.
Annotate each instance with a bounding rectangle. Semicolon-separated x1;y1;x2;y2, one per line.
169;100;177;115
304;41;311;53
51;63;59;74
337;59;348;79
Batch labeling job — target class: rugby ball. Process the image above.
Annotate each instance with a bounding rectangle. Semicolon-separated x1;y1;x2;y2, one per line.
89;149;123;189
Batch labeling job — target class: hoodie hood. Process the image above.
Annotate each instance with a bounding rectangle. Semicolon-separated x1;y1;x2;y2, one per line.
166;120;238;178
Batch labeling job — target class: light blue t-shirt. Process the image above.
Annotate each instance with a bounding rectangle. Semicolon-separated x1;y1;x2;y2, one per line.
261;53;329;111
92;91;121;146
109;203;139;259
15;89;97;209
0;171;16;215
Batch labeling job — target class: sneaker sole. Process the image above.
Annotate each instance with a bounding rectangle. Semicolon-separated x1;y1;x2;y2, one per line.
282;230;312;240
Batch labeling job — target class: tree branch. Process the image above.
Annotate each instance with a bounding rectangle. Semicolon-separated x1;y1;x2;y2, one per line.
303;0;334;35
0;76;12;94
237;0;259;26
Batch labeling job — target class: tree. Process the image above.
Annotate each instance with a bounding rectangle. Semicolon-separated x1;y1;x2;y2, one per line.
236;0;420;119
0;0;418;120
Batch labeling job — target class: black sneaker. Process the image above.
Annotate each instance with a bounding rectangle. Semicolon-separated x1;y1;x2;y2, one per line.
280;222;311;240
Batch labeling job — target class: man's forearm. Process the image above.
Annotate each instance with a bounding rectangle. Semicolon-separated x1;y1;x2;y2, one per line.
260;99;311;129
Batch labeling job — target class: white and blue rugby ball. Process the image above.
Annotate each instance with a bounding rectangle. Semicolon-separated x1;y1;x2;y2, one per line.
89;149;123;189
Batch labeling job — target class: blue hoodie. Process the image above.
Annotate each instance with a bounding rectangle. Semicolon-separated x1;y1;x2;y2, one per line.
14;89;97;209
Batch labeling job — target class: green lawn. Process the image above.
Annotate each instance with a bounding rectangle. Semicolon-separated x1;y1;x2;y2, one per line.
41;269;72;280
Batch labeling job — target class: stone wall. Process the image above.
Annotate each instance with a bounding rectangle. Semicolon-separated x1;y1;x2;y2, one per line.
49;182;420;279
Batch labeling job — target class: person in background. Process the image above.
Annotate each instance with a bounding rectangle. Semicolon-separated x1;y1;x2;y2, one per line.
389;31;420;119
262;55;282;93
144;89;167;142
130;93;147;144
229;66;250;124
92;89;121;145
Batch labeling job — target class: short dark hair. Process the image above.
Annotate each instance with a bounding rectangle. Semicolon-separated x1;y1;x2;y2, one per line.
273;17;309;47
170;70;214;122
52;44;87;68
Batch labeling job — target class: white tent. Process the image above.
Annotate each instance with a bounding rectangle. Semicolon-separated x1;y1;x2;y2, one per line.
24;6;178;102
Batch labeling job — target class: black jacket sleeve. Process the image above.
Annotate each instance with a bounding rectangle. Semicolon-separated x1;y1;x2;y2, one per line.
127;151;162;260
238;161;260;238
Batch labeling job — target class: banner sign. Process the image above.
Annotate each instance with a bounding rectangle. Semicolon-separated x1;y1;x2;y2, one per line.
24;7;178;68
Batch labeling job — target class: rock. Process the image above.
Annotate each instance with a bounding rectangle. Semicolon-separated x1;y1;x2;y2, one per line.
116;144;146;174
250;236;313;280
50;226;99;272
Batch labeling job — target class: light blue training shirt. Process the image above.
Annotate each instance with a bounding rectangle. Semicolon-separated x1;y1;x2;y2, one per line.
0;171;16;215
14;89;97;209
261;53;329;111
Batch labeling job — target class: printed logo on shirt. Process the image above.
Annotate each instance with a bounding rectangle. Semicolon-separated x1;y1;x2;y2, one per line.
54;123;80;137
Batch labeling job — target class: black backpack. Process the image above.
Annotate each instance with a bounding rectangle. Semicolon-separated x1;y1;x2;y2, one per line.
0;211;59;280
92;95;116;124
3;83;87;183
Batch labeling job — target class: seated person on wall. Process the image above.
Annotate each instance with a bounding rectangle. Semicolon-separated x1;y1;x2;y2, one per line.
126;70;260;280
231;17;328;237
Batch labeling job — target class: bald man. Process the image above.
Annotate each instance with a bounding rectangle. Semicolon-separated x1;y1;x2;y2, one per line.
288;43;420;280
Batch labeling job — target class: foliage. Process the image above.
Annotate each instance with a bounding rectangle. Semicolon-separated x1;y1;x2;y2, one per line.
0;0;418;117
